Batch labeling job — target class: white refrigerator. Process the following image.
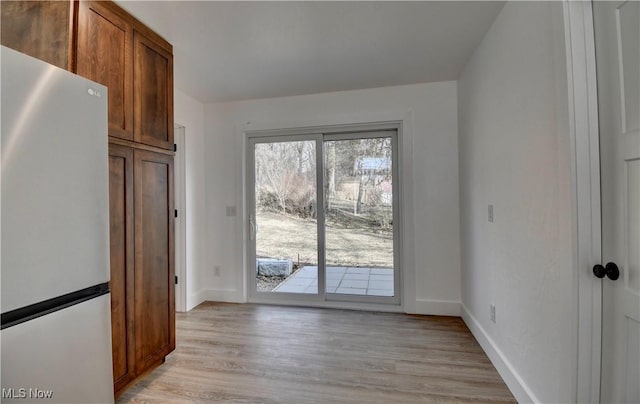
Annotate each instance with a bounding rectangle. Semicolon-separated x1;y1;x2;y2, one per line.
1;46;114;403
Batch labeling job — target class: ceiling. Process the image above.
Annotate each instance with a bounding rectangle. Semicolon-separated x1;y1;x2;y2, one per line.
116;1;505;103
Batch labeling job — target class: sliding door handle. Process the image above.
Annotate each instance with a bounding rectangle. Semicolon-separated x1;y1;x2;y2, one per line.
249;216;255;241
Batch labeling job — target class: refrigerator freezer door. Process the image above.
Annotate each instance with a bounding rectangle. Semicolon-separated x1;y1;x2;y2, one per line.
0;294;114;403
1;46;110;312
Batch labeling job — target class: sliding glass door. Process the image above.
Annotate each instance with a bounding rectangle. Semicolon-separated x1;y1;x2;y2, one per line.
249;136;323;297
248;129;399;304
324;133;398;301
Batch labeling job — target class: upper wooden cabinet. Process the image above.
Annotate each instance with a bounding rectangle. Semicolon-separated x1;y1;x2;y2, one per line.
1;0;174;151
0;1;74;70
77;1;133;140
133;31;174;150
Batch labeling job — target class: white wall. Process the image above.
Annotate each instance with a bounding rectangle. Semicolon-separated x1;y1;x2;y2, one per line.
458;2;574;403
174;89;207;311
201;82;461;314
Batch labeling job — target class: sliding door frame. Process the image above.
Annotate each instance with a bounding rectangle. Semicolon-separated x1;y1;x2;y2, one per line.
245;121;403;308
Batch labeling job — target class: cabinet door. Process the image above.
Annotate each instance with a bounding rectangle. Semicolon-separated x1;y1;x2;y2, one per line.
0;0;73;70
108;144;135;393
133;150;175;373
76;1;133;140
133;30;174;150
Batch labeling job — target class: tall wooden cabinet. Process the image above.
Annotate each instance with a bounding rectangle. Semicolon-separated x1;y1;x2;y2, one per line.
109;146;175;393
108;144;135;392
133;150;175;373
2;0;176;397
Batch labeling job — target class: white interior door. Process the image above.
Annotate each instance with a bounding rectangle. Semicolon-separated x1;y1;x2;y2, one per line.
593;1;640;402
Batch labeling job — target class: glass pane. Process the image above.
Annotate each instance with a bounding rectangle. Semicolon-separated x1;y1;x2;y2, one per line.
324;137;394;297
254;141;318;294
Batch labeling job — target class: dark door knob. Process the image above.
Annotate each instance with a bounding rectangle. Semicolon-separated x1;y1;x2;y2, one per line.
593;262;620;281
604;262;620;280
593;264;607;278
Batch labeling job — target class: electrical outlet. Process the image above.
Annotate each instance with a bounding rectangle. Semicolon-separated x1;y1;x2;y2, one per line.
214;266;221;277
490;304;496;323
488;204;494;223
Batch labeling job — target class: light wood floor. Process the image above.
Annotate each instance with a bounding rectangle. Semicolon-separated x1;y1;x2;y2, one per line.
118;303;515;403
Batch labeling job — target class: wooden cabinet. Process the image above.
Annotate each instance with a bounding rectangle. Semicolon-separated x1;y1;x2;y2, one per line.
2;0;176;397
108;144;136;392
77;0;174;149
1;0;174;152
0;0;74;70
133;31;174;150
109;145;175;396
134;150;175;372
77;0;174;150
77;1;133;140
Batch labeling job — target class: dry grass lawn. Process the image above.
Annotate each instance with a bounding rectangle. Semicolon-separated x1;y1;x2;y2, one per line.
256;210;393;268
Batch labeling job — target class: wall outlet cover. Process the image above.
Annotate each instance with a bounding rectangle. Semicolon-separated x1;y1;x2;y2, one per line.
226;206;237;217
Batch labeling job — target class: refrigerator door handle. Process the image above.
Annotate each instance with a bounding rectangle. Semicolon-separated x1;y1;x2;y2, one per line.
1;283;109;330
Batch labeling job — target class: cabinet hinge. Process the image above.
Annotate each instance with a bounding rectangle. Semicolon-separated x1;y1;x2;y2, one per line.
175;275;178;285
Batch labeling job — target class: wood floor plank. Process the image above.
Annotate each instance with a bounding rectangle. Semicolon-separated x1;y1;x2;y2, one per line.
118;303;516;403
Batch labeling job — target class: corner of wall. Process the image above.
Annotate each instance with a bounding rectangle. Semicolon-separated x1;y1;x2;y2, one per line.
461;304;538;403
201;289;245;304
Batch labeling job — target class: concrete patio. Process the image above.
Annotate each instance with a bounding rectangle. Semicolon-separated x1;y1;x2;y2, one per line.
272;266;394;296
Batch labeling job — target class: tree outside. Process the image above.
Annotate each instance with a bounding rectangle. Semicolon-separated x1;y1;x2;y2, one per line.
254;137;394;292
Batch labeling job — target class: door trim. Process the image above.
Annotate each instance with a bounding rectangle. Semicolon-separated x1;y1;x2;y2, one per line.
563;1;602;402
174;124;187;313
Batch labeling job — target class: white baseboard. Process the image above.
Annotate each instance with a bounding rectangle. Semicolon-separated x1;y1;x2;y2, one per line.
186;289;208;311
196;293;458;316
461;304;538;403
195;288;245;305
411;299;461;316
